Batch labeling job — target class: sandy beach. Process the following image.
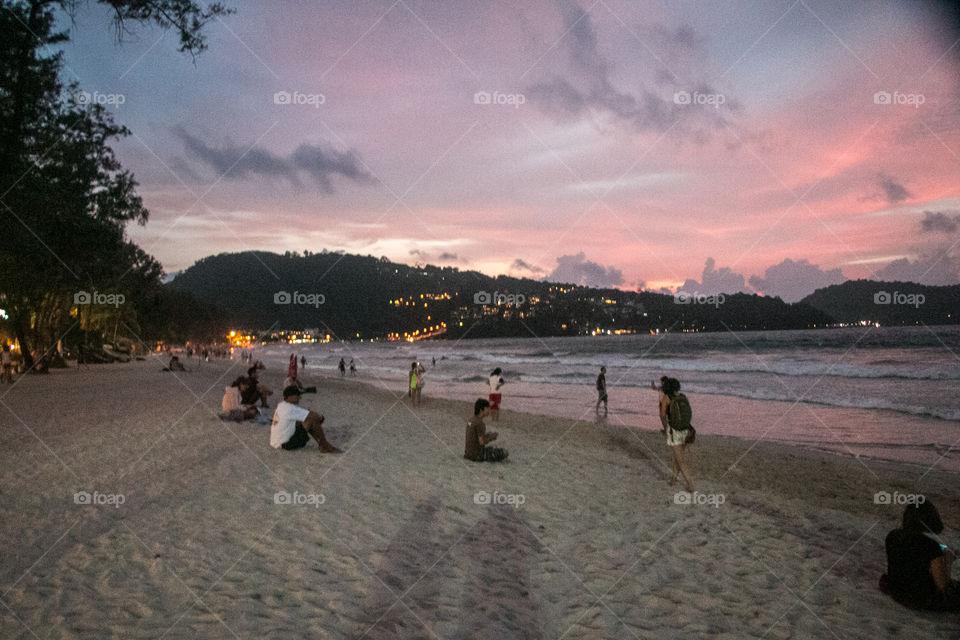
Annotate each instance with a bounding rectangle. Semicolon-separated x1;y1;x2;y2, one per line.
0;357;957;639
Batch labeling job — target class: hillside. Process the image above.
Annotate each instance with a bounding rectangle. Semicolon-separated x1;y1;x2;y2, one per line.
168;251;835;339
801;280;958;326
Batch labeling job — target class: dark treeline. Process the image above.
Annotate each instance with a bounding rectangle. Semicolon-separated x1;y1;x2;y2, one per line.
0;0;231;368
802;280;959;326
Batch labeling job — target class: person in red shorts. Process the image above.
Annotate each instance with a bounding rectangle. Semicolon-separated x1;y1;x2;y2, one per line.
488;367;505;422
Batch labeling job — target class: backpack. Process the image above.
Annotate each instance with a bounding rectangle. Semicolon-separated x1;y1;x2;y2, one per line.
668;393;692;431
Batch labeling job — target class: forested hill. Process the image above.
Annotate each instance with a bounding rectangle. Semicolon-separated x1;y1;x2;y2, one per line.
168;251;836;339
801;280;958;326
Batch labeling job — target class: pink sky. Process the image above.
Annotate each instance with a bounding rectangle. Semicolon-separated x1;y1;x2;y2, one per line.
61;0;960;301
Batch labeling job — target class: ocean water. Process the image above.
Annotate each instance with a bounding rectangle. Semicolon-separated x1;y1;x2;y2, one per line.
253;326;960;471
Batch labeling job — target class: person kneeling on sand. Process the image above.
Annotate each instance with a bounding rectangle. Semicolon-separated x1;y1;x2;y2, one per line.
221;377;260;422
464;399;508;462
270;386;342;453
883;500;960;612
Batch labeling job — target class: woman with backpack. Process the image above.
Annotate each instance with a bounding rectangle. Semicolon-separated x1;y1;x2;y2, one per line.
661;377;694;492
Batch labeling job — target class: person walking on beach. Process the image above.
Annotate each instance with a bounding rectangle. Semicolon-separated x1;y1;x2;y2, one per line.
596;366;608;416
338;358;346;377
349;359;356;376
464;399;508;462
884;500;960;612
270;386;341;453
661;378;694;492
409;362;422;407
488;368;505;422
300;354;306;369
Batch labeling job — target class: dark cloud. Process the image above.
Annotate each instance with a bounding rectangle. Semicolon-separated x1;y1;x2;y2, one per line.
438;252;458;261
679;258;750;295
511;258;545;275
176;128;372;192
920;211;960;233
545;252;623;288
525;3;737;139
748;258;844;302
874;253;959;285
878;173;913;204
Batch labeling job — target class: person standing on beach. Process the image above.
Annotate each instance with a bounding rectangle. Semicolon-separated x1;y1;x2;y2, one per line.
270;386;341;453
409;362;422;407
338;358;346;377
596;366;608;416
488;368;505;422
661;378;694;492
1;345;13;382
349;359;356;376
288;353;298;379
464;399;508;462
300;354;306;370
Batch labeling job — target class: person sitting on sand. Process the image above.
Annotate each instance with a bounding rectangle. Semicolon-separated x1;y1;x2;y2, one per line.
884;500;960;612
270;386;341;453
488;368;505;422
221;377;260;421
464;399;508;462
168;355;187;371
661;377;694;492
284;375;316;394
241;366;272;408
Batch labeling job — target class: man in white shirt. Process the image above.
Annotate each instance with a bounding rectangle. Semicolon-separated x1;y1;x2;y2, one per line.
270;386;342;453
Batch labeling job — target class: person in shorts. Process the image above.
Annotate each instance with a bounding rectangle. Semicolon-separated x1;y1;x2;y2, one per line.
595;366;608;416
270;386;341;453
661;377;693;492
464;399;508;462
488;368;505;421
